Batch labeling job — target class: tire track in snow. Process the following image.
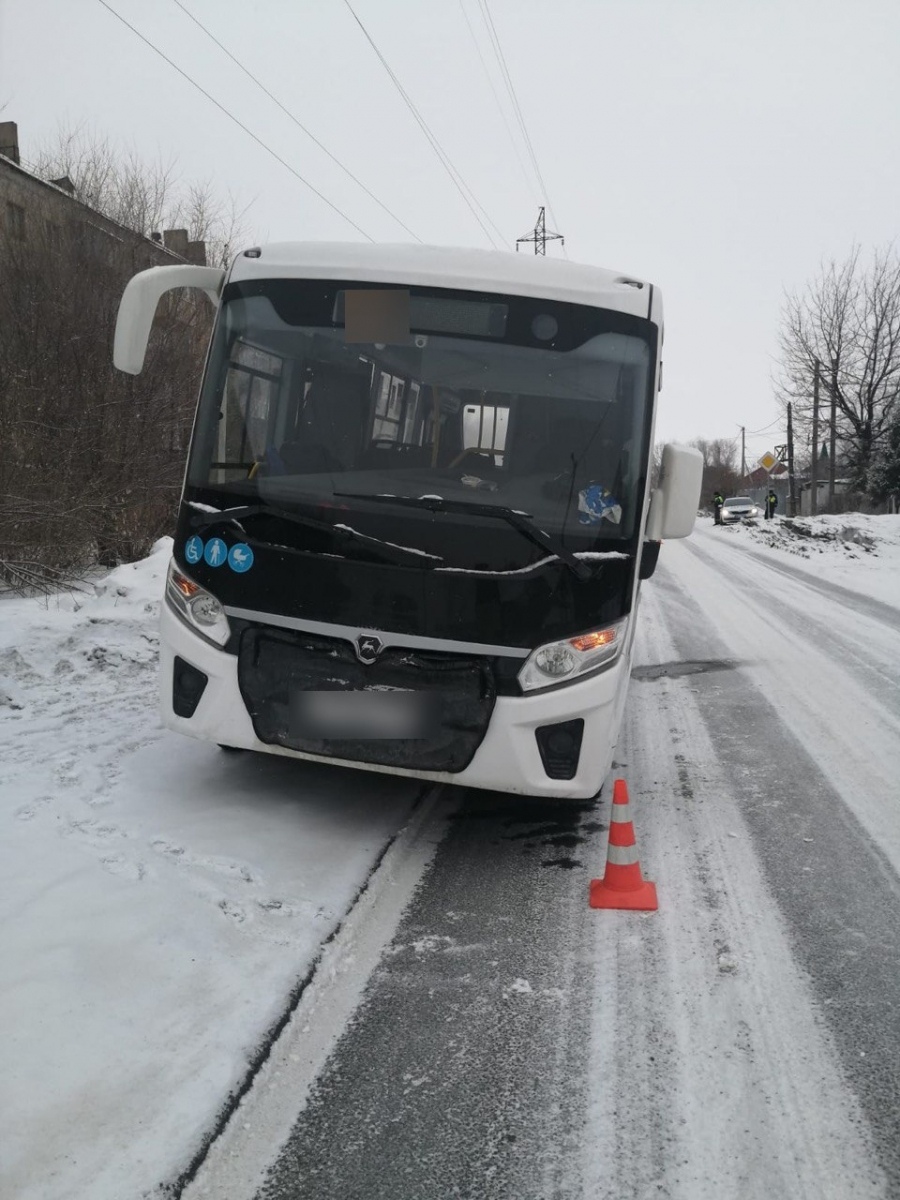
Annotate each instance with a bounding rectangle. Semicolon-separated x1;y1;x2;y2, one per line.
665;536;900;877
685;534;900;709
625;555;900;1194
581;586;888;1198
248;789;599;1200
709;530;900;630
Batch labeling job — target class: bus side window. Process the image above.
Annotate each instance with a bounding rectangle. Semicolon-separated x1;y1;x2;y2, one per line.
216;354;280;482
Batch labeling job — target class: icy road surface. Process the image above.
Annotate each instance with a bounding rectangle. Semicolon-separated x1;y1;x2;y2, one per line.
2;516;900;1199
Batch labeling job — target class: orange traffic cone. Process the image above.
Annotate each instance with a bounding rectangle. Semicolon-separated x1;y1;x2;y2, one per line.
589;779;658;911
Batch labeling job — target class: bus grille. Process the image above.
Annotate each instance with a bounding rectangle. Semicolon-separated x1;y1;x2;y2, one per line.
237;627;496;773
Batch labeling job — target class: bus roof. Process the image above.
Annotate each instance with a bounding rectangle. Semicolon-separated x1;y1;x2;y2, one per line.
227;242;659;321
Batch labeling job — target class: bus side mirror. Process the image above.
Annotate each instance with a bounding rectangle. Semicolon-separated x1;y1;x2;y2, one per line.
113;264;225;375
645;443;703;540
638;539;662;579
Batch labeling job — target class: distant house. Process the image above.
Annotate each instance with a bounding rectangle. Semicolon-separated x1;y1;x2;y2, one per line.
797;478;853;515
737;461;789;512
745;462;787;489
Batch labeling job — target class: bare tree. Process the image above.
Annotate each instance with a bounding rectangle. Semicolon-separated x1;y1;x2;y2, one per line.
690;438;738;472
33;124;177;234
776;246;900;493
32;123;251;263
175;179;251;269
689;437;739;501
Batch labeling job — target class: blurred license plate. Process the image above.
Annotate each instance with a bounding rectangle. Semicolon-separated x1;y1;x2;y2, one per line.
291;690;434;739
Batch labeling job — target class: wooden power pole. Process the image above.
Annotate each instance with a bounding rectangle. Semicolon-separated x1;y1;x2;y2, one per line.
828;359;837;508
787;402;796;517
810;361;820;516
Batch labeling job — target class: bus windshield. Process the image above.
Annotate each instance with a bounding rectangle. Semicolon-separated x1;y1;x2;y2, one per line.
187;279;655;548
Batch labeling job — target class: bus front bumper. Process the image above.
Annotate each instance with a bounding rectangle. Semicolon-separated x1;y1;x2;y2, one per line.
159;604;629;800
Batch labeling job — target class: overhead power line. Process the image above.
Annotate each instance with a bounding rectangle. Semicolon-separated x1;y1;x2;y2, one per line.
96;0;375;240
476;0;565;251
342;0;506;249
457;0;538;206
171;0;421;242
744;416;783;436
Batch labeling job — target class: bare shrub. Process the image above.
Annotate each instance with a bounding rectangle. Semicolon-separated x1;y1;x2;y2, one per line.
0;189;213;591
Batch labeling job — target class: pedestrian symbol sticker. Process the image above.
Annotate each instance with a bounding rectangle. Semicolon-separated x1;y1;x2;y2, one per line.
228;543;254;573
185;535;204;565
204;537;227;568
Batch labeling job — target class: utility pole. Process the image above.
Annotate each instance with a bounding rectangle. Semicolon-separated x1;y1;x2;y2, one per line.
786;403;796;517
516;206;564;255
739;426;746;481
810;361;820;516
828;358;837;509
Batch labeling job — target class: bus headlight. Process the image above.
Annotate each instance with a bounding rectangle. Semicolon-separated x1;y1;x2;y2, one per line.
165;559;231;648
518;617;628;693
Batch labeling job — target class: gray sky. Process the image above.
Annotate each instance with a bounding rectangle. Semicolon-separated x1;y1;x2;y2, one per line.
2;0;899;461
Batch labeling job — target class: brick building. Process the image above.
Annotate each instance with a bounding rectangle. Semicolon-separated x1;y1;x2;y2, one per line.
0;120;206;269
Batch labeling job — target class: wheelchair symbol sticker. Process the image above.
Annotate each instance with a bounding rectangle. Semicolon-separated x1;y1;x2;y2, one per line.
204;537;227;568
185;535;204;565
228;543;254;573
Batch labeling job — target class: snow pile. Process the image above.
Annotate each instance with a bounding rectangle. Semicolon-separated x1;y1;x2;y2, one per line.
0;538;419;1200
748;512;891;555
705;512;900;610
0;544;164;716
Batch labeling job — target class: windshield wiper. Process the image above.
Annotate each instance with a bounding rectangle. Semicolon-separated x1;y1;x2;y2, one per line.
188;504;442;569
335;493;593;581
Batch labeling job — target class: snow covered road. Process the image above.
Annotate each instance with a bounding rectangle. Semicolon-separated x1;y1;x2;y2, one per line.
590;525;900;1199
3;517;900;1199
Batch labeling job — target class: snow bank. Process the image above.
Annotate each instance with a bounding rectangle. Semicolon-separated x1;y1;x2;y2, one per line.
0;538;420;1200
702;512;900;610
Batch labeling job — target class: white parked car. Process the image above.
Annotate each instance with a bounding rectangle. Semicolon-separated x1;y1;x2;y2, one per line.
721;496;760;523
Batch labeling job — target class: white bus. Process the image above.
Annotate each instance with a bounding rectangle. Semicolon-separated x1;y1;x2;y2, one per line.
114;244;701;799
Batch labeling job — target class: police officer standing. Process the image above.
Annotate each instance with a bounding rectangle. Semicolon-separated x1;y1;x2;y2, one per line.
712;490;725;525
764;489;778;520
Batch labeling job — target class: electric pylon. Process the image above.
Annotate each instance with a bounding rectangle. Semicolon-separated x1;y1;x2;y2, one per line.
516;206;564;255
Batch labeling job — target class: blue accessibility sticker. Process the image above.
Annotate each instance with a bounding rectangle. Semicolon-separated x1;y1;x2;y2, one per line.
203;537;228;568
577;484;623;526
185;535;204;565
228;543;254;573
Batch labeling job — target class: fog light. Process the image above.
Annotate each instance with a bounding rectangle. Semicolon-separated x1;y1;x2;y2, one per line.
173;656;208;718
535;719;584;780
